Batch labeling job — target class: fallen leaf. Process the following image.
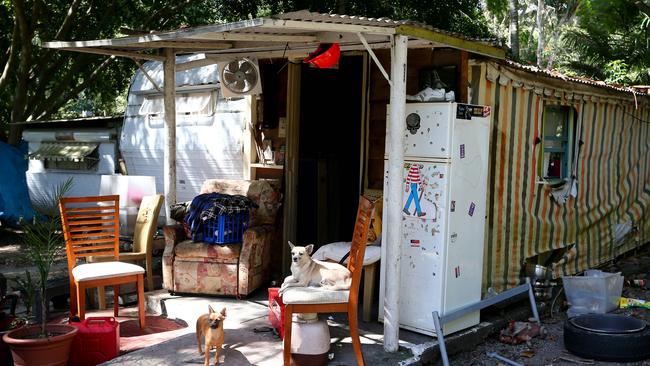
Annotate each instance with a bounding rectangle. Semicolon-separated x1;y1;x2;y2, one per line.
520;350;536;358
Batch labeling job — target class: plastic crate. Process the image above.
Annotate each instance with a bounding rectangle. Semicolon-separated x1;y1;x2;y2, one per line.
202;211;250;244
562;269;623;317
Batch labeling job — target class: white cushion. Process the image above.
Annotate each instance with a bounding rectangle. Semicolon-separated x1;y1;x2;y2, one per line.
312;241;381;266
282;286;349;305
72;261;144;282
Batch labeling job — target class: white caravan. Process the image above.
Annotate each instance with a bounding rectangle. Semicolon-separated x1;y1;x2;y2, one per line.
120;54;251;203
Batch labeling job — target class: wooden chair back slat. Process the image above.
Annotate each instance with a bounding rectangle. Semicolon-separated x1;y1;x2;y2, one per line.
68;238;116;246
66;212;119;219
72;248;117;258
347;196;375;303
65;218;117;226
132;195;164;255
60;195;120;266
69;231;116;239
67;225;115;233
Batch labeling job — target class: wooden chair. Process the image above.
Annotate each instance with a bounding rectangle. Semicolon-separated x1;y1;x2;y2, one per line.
89;194;164;309
59;195;146;329
282;196;375;366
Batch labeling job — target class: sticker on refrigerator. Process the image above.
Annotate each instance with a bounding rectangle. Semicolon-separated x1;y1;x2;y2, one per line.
483;106;492;117
469;202;476;217
460;144;465;159
450;232;458;243
457;104;487;120
403;163;426;218
406;113;421;135
454;266;461;278
450;200;456;212
410;239;420;247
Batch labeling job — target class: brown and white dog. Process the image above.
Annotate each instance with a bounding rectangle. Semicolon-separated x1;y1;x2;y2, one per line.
279;241;351;295
196;305;226;365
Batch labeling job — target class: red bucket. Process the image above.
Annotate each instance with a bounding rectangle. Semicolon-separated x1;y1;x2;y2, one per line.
68;317;120;366
268;287;285;339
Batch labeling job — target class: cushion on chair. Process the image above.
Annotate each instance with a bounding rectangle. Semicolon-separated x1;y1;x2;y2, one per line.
281;286;350;305
72;261;144;282
312;241;381;266
174;240;241;264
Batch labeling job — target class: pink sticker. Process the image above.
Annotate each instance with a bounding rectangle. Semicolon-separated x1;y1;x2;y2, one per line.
483;106;491;117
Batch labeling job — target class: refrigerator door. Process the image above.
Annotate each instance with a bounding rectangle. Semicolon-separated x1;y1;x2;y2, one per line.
398;160;449;335
441;104;491;334
403;103;454;160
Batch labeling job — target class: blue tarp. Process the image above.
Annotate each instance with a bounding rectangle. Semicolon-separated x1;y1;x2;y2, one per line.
0;140;35;225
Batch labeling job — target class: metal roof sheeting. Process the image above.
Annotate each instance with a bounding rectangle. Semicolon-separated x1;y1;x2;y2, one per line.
276;10;503;46
502;60;648;99
28;142;99;162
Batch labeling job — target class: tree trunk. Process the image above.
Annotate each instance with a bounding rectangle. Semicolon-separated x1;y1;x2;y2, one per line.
509;0;520;59
536;0;545;67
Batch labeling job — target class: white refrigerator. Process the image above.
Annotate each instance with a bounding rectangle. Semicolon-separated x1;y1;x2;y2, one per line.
378;102;491;336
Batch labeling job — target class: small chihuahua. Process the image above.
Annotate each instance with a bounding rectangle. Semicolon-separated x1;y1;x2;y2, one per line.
196;305;227;365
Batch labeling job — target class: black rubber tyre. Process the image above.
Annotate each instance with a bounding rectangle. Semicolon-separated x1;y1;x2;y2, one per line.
564;316;650;362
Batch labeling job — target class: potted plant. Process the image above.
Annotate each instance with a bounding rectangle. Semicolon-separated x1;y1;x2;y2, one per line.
2;179;78;366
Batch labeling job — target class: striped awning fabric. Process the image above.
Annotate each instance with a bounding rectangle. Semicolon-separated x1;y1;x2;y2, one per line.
28;142;98;162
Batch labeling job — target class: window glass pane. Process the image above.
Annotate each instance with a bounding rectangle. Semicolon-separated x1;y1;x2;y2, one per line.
543;152;564;179
138;91;214;115
544;107;567;138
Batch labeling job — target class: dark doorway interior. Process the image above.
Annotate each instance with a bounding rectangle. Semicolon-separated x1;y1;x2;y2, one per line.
296;56;363;248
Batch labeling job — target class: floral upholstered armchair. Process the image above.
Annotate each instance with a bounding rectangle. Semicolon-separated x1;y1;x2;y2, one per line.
162;179;281;296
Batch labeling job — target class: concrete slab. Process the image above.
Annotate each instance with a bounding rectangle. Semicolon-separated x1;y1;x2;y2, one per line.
101;289;422;365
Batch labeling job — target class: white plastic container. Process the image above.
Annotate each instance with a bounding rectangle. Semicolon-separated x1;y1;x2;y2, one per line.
562;269;623;317
289;313;330;366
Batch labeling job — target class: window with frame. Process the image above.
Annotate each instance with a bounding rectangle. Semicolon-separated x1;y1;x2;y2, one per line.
540;105;576;182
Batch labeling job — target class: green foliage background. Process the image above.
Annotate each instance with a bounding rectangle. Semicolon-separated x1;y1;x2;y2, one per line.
1;0;649;140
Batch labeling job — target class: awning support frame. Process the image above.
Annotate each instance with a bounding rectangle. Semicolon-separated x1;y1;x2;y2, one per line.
357;32;392;86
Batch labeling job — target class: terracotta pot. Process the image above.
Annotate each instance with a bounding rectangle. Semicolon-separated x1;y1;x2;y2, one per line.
2;324;78;366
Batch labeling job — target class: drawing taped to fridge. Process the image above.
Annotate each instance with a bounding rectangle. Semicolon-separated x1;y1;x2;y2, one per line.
379;102;492;336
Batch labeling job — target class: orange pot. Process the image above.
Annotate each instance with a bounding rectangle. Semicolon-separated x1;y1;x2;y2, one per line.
2;324;78;366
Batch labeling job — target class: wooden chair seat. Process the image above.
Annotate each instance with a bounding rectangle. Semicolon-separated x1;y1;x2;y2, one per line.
72;262;144;282
282;287;349;304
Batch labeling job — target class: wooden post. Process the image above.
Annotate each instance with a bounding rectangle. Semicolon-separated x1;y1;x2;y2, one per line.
282;61;301;275
459;51;469;104
383;34;408;352
163;48;177;224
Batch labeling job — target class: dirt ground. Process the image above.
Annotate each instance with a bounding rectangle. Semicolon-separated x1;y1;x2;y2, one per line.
448;251;650;366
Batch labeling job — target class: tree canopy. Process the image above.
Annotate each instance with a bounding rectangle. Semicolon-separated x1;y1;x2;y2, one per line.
1;0;649;144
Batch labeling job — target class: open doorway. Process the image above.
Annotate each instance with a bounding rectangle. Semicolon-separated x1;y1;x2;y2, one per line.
296;55;364;247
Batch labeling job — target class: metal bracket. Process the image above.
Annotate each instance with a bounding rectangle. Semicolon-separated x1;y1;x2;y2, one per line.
432;278;540;366
133;58;163;93
357;32;392;87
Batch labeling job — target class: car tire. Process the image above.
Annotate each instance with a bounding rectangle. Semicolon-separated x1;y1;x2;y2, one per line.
564;315;650;362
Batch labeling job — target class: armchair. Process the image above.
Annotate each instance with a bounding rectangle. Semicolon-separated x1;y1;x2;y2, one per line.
162;179;281;297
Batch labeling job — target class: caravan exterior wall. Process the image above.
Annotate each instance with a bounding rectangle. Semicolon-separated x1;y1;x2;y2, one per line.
120;54;250;203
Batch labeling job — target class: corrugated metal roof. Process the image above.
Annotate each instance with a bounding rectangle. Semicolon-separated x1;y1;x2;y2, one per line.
502;60;648;98
276;10;502;46
42;10;506;59
28;142;99;162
